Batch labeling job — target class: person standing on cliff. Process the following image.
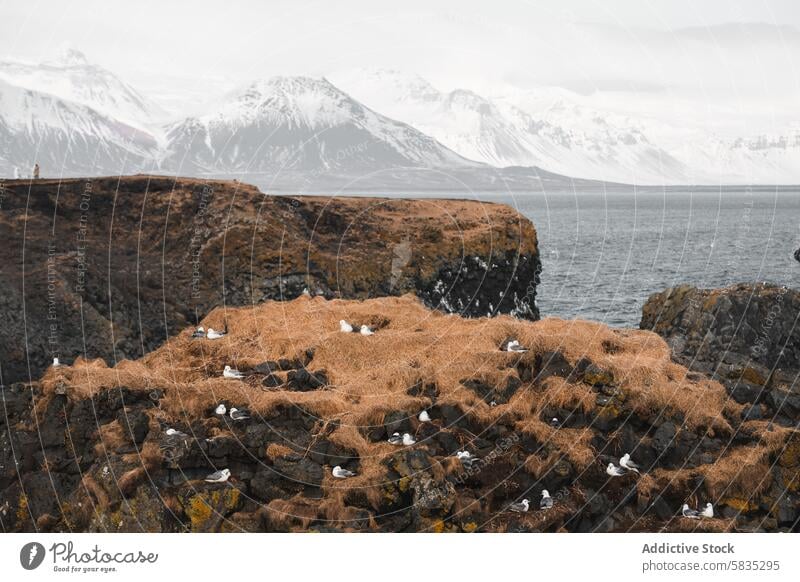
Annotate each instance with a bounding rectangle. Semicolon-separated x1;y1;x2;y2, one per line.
33;163;40;179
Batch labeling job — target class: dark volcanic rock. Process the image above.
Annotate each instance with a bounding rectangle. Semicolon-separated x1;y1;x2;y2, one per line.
0;176;540;383
641;283;800;425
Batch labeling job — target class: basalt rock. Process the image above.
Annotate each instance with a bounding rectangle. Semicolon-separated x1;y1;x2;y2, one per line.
0;175;540;383
641;283;800;426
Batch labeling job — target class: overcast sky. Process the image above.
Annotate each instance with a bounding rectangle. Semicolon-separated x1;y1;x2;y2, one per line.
0;0;798;131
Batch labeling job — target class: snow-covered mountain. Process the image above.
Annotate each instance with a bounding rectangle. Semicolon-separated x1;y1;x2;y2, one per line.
0;48;165;129
332;69;800;185
162;76;479;176
0;50;796;187
0;78;157;177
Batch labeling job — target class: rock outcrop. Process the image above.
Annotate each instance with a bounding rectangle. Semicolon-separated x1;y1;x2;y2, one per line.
0;176;540;383
641;283;800;427
2;295;797;532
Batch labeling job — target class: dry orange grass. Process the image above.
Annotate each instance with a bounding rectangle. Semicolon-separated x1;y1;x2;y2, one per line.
39;294;747;517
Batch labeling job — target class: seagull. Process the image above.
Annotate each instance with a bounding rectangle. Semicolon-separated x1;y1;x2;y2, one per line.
165;428;188;437
360;325;374;336
682;503;700;519
550;417;560;428
207;328;227;340
418;410;431;423
190;326;205;338
339;320;354;333
204;468;231;483
214;403;227;415
455;450;478;467
387;432;403;445
620;453;641;473
490;400;497;407
508;499;530;513
402;433;416;446
540;490;554;510
223;365;244;379
229;407;250;421
606;462;627;477
332;465;356;479
52;357;61;367
506;340;528;353
701;503;714;518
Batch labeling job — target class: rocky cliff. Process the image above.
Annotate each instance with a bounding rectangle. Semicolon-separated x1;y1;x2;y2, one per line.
2;295;797;532
0;176;540;384
641;283;800;428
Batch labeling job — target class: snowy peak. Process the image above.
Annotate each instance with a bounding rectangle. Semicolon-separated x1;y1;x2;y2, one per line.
217;76;359;129
163;75;478;175
0;50;164;127
48;47;90;67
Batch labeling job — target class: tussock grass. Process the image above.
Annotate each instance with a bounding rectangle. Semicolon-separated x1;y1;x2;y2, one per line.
36;294;781;523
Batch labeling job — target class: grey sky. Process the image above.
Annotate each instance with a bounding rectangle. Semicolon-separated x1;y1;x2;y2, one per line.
0;0;798;113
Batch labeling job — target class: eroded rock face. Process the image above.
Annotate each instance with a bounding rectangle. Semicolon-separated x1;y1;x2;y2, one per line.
2;295;797;533
641;283;800;426
0;176;540;383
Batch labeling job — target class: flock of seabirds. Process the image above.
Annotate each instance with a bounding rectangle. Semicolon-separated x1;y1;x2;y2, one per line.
48;317;717;522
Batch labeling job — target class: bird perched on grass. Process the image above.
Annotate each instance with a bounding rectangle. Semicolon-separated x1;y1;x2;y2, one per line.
339;320;353;333
332;465;356;479
505;340;528;353
207;327;227;340
540;490;554;510
508;499;530;513
620;452;641;473
190;326;205;339
387;432;403;445
455;450;478;467
223;365;244;379
360;325;374;336
52;357;62;367
606;462;627;477
204;468;231;483
229;407;250;421
701;503;714;518
402;433;416;446
418;410;431;423
682;503;700;519
165;428;188;438
214;403;227;415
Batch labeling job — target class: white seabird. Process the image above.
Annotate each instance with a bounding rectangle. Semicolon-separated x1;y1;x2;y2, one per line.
332;465;356;479
214;403;227;415
52;357;61;367
620;453;641;473
229;407;250;421
606;462;627;477
540;489;554;510
165;428;188;437
204;468;231;483
223;365;244;379
360;325;374;336
682;503;700;519
506;340;528;353
418;410;431;423
191;326;205;338
339;320;353;333
508;499;530;513
402;433;416;446
550;417;560;428
387;432;403;445
701;503;714;518
207;328;227;340
455;450;478;467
